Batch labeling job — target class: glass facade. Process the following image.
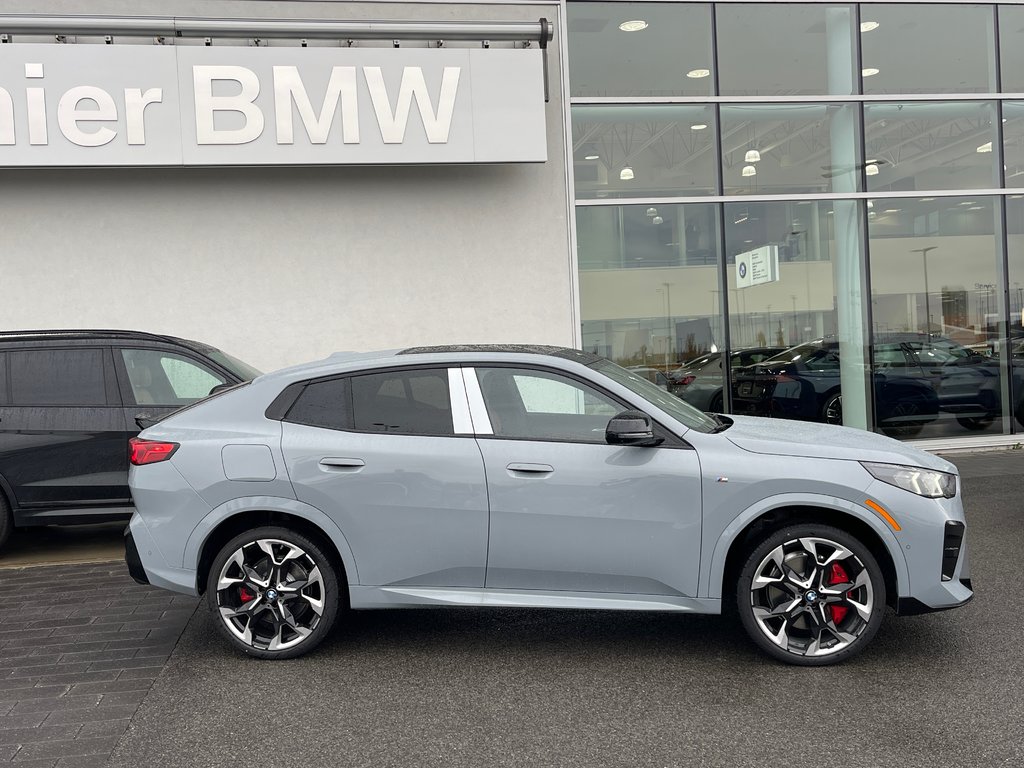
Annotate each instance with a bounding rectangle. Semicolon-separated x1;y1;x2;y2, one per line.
568;1;1024;440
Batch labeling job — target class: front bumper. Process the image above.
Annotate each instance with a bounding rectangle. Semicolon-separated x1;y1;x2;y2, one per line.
898;579;973;615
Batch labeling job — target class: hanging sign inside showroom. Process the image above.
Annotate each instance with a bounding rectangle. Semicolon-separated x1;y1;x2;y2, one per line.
0;44;547;166
735;245;781;289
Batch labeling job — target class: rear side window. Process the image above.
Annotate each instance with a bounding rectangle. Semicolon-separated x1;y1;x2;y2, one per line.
0;353;7;404
9;349;107;406
286;378;351;431
121;348;227;406
351;369;453;435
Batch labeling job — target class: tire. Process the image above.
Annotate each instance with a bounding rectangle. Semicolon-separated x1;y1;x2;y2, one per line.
880;400;925;439
0;493;12;552
736;524;886;666
956;414;995;431
820;391;842;425
207;526;341;660
709;392;724;413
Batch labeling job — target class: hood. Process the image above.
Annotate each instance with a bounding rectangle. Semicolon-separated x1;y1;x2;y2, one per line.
724;415;957;474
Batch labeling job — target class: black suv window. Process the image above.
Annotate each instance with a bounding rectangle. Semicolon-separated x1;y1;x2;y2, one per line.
120;348;227;406
286;369;453;436
9;349;107;406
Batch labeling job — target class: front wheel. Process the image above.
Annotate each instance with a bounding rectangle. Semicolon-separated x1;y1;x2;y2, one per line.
821;392;843;425
207;526;341;659
736;524;886;666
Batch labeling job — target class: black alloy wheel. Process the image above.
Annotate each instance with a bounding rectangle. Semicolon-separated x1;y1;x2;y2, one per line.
737;524;886;666
821;392;843;425
207;526;340;659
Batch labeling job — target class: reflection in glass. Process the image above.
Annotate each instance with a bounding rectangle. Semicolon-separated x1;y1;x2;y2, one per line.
863;102;999;192
716;4;857;97
1000;7;1024;93
578;204;723;373
868;196;1010;438
859;4;996;94
1003;103;1024;188
1002;198;1024;434
571;106;718;199
720;104;861;195
725;200;871;430
567;2;714;97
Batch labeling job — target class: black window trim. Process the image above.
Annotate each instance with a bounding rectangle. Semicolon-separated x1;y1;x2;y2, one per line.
464;362;692;449
276;364;465;439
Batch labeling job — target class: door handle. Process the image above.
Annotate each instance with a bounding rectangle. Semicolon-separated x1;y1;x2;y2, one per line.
506;462;554;475
319;457;365;472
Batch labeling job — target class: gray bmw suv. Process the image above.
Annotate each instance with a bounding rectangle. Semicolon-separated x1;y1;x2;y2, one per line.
126;345;971;665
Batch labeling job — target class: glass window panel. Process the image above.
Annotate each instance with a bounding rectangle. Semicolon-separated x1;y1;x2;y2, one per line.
350;369;453;436
10;349;106;406
1002;198;1024;434
567;2;713;97
578;203;725;392
572;105;717;199
868;196;1010;438
859;4;996;94
1000;7;1024;93
286;378;351;431
720;104;861;195
716;4;857;97
863;102;999;192
1003;102;1024;187
725;200;872;431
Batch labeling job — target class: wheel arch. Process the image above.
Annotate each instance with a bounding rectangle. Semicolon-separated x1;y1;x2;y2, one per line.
708;497;906;609
187;498;359;598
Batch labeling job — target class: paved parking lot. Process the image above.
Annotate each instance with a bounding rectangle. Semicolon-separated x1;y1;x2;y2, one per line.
1;450;1022;767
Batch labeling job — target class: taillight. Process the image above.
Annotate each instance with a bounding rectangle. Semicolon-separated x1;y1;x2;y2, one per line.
679;375;696;386
130;438;179;466
772;374;795;383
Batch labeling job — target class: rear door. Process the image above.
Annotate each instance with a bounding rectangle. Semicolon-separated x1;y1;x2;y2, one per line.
280;366;489;588
0;346;129;515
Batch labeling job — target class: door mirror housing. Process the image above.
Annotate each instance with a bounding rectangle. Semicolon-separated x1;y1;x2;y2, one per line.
606;410;664;447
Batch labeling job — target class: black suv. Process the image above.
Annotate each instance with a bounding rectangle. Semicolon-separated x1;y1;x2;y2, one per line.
0;330;261;550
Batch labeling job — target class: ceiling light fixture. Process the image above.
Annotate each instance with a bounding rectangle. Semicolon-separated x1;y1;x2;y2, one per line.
865;163;880;176
977;142;993;153
744;149;761;163
884;208;901;213
619;166;634;181
687;68;711;79
862;67;880;77
618;19;649;32
584;154;599;160
741;165;757;177
867;201;874;209
646;207;658;217
921;197;936;201
734;213;749;224
690;123;708;131
652;215;664;225
860;21;880;32
969;206;984;210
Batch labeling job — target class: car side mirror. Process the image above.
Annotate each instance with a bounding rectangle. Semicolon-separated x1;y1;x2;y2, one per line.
606;410;664;447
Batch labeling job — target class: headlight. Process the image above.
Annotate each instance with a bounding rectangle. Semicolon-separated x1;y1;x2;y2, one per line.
861;462;957;499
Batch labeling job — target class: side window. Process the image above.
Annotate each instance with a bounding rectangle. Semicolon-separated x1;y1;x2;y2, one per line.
351;369;453;435
9;348;107;406
873;344;911;370
476;367;621;443
286;378;351;431
0;353;7;404
121;349;227;406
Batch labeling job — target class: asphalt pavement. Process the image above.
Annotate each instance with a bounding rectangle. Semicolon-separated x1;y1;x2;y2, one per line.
97;450;1023;768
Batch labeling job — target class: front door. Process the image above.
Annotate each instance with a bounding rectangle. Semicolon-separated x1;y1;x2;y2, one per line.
280;367;489;588
468;366;703;597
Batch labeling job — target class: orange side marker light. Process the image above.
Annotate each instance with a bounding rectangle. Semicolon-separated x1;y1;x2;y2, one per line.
865;499;901;532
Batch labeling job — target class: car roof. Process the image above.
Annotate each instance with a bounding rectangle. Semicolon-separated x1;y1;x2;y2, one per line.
264;344;603;383
0;329;213;352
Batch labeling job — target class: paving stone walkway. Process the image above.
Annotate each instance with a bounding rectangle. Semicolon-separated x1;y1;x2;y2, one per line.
0;563;197;766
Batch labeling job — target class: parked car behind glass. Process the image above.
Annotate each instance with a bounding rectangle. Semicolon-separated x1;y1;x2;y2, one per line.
668;347;784;412
0;330;260;551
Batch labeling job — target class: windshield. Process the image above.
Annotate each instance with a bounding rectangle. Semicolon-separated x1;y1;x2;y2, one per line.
680;352;719;371
762;341;824;366
207;349;263;381
590;359;719;434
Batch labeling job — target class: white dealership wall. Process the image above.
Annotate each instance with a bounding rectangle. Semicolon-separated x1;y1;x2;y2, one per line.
0;0;573;372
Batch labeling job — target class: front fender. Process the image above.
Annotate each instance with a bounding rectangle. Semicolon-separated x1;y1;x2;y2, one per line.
184;495;360;586
701;492;909;600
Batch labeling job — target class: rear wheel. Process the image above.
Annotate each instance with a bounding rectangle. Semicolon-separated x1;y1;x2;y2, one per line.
736;524;886;666
880;400;925;439
956;414;995;431
207;526;340;659
821;392;842;425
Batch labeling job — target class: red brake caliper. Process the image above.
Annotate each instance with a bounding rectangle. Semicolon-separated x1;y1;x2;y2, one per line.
827;563;850;625
239;586;255;603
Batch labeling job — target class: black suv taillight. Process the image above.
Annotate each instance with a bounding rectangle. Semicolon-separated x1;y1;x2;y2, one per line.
941;521;966;581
